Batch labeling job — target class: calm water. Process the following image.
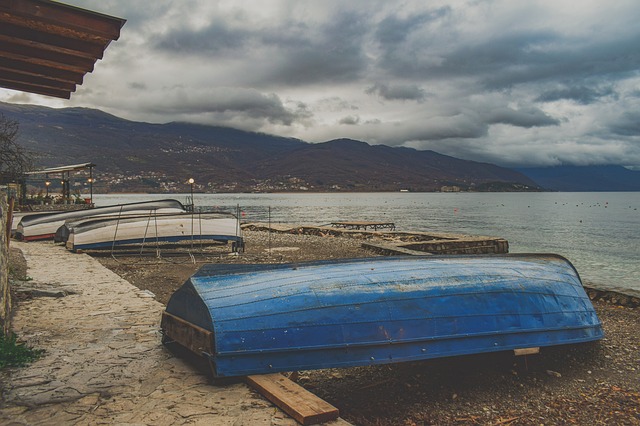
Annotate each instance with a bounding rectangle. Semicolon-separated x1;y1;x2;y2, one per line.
94;192;640;292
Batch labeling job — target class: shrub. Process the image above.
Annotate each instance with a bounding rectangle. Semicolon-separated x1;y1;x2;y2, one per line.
0;332;44;369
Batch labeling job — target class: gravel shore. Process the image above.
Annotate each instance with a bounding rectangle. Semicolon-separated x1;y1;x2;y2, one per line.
97;230;640;426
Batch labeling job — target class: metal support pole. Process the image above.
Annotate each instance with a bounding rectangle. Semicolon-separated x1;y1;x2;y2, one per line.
268;206;271;253
89;166;94;205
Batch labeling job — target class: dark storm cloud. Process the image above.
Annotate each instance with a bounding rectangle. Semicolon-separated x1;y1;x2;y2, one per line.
153;19;248;54
411;121;488;140
339;115;360;125
257;11;371;85
375;19;640;93
484;106;560;128
536;85;617;105
433;31;561;82
481;36;640;90
372;7;453;78
365;83;428;102
400;115;490;141
144;89;302;126
374;7;451;46
153;10;370;86
608;112;640;137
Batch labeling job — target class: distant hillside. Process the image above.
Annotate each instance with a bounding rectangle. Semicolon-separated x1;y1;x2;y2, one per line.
1;102;540;193
517;165;640;191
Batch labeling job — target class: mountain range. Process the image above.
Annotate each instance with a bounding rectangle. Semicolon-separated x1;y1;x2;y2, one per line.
0;102;539;193
2;102;638;192
517;165;640;192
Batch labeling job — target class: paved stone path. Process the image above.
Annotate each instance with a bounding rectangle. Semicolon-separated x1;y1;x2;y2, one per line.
1;242;349;425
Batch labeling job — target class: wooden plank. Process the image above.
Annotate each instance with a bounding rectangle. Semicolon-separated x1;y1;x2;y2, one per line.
246;373;339;425
160;312;213;355
0;78;71;98
0;21;106;59
331;221;394;227
0;0;125;41
330;221;395;231
514;347;540;356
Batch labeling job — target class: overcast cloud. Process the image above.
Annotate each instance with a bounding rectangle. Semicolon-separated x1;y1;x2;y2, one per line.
2;0;640;167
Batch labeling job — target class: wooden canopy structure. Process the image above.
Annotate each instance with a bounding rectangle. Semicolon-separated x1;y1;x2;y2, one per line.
0;0;126;99
25;162;95;203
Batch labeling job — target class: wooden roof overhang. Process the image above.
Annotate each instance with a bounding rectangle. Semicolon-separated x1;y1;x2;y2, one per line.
25;162;95;175
0;0;125;99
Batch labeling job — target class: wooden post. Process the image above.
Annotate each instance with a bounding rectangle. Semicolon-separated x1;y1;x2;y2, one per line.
6;197;14;247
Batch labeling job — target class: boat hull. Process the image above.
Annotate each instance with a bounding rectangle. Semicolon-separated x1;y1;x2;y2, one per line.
54;207;185;243
66;212;242;251
17;199;185;241
163;254;604;378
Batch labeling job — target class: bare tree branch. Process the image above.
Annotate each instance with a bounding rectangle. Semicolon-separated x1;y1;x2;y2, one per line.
0;114;34;182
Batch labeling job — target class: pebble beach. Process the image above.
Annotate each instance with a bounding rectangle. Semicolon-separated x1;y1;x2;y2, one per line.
1;230;639;425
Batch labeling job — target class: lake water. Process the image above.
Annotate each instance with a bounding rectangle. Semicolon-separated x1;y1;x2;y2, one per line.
93;192;640;292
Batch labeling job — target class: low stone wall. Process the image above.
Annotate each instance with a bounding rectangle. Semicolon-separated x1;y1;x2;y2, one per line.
400;239;509;255
242;223;510;254
585;285;640;308
0;191;10;335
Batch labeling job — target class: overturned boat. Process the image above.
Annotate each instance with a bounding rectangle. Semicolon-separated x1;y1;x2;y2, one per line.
16;199;185;241
54;209;185;243
162;254;604;378
11;211;63;237
66;211;243;252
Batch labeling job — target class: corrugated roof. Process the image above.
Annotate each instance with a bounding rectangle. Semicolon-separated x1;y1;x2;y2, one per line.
26;162;94;174
0;0;125;99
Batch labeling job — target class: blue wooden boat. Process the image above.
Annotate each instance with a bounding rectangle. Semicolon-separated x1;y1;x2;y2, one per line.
161;254;603;378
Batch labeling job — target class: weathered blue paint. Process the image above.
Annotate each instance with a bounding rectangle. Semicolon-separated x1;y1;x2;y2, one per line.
164;254;604;377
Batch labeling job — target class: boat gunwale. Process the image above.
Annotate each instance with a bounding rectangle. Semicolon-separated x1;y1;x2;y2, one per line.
213;322;603;356
67;210;238;231
69;234;244;251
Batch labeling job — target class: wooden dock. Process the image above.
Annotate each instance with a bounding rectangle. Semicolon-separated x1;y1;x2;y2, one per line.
241;223;509;255
330;221;395;231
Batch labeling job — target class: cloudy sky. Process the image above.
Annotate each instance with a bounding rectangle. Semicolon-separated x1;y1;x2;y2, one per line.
2;0;640;168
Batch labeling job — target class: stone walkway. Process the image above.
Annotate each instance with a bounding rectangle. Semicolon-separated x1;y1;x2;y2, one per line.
1;242;349;425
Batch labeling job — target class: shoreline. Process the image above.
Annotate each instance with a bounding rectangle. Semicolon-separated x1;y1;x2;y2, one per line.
88;191;640;294
584;283;640;308
93;229;639;425
3;230;638;425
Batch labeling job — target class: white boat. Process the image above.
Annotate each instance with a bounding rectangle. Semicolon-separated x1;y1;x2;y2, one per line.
10;211;63;236
16;199;185;241
54;208;186;243
66;211;243;252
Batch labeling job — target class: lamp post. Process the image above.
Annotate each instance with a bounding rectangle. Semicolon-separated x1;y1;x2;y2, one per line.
61;179;66;204
88;166;94;205
188;178;195;211
45;180;50;198
87;178;94;205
